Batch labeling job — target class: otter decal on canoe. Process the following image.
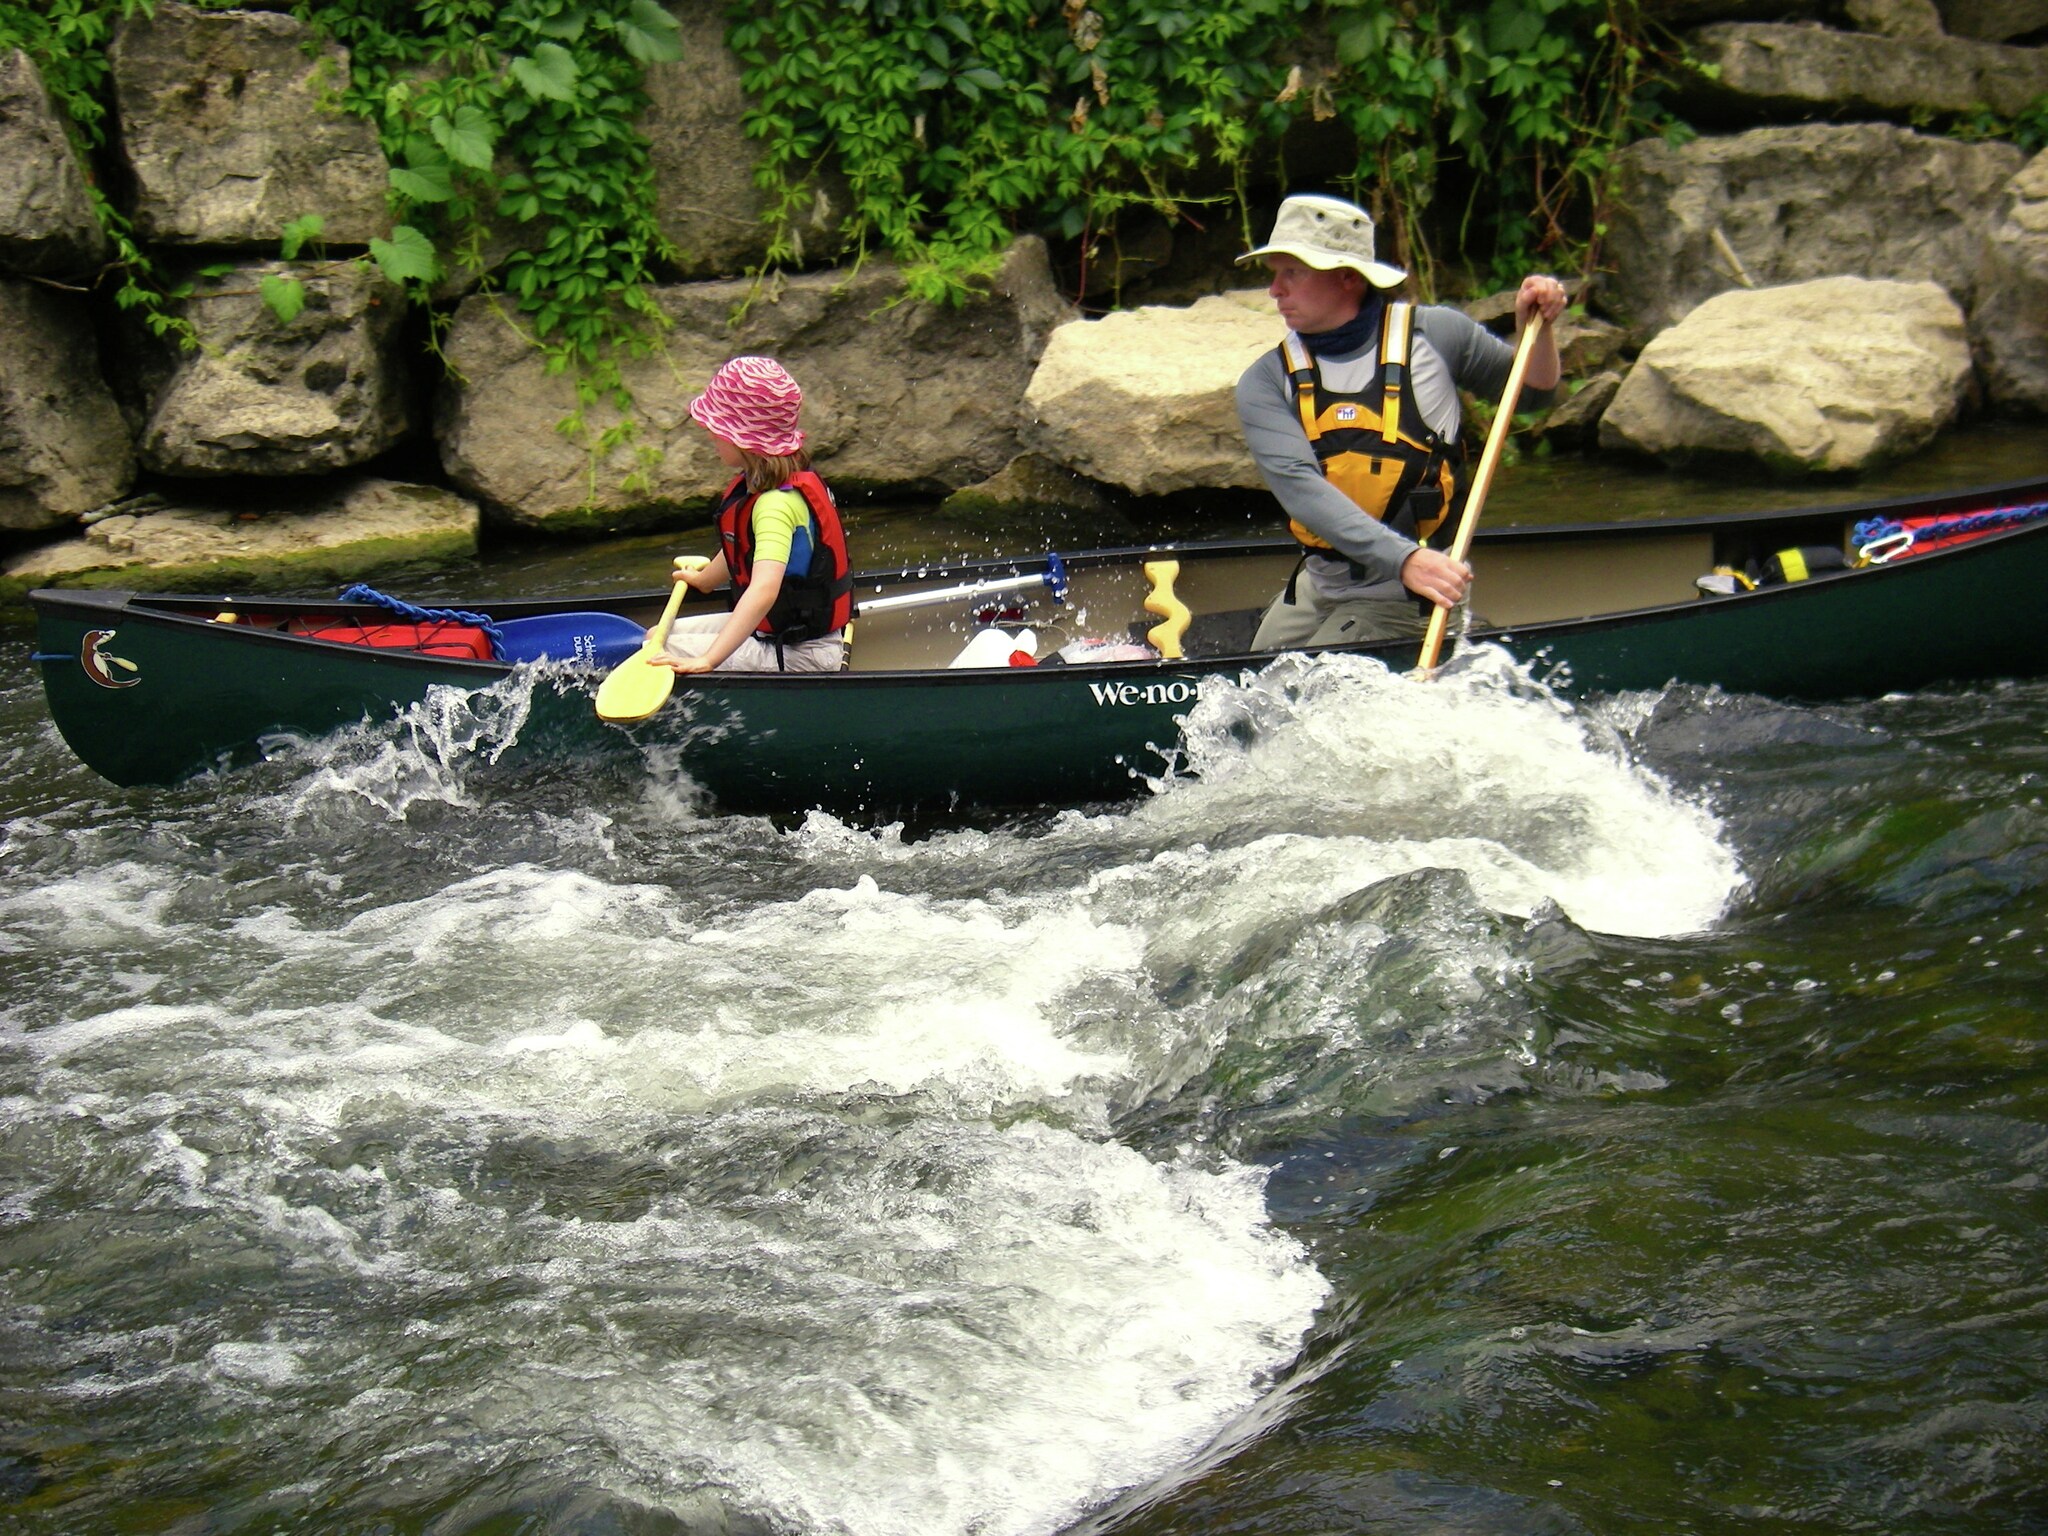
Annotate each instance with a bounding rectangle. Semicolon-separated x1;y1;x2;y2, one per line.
81;630;140;689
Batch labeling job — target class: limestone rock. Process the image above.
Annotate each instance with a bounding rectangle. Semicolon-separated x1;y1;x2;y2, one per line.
1602;124;2022;336
0;49;109;278
1974;150;2048;411
639;0;845;277
0;278;134;530
1680;21;2048;121
1458;287;1625;374
1640;0;1830;19
1022;290;1280;496
0;478;478;609
436;237;1074;533
1937;0;2048;42
1846;0;1947;39
110;3;389;247
1532;370;1625;451
1599;277;1973;472
941;453;1116;518
131;259;413;477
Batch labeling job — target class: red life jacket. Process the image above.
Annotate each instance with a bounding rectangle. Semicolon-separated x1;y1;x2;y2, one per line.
712;469;854;643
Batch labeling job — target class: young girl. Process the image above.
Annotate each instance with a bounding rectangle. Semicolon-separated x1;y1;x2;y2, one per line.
654;356;852;674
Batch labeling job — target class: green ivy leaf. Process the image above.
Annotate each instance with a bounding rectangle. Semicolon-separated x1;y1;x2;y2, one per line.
617;0;684;64
368;225;440;285
259;273;306;325
429;104;497;172
278;214;324;260
510;43;579;103
533;11;588;42
390;160;455;203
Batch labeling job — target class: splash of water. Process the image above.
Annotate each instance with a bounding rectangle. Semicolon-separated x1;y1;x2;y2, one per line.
1139;647;1744;938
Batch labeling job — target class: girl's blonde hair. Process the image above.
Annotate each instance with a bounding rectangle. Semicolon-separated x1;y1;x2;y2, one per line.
739;446;812;495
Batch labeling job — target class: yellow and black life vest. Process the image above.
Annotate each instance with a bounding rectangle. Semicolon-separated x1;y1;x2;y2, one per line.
1281;303;1464;553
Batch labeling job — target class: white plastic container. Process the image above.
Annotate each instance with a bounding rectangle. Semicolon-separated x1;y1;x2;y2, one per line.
948;627;1037;668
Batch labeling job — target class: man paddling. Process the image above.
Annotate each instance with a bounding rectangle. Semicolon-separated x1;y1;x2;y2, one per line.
1235;194;1567;649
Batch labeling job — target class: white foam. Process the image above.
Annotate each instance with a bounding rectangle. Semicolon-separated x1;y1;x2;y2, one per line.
0;641;1760;1536
488;1121;1327;1536
1144;647;1743;938
256;668;550;820
206;1340;304;1390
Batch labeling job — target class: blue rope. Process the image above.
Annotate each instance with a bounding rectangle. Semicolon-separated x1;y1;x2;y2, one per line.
1852;500;2048;553
338;583;505;656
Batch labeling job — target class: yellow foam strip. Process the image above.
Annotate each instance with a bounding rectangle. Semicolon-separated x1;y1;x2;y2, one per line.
1142;560;1191;660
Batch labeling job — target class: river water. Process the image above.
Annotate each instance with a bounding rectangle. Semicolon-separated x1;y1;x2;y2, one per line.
3;434;2047;1533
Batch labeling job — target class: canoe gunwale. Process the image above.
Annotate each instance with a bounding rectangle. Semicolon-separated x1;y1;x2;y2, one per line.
26;471;2048;795
30;482;2048;687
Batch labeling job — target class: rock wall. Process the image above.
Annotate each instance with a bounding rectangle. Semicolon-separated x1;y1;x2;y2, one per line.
1600;0;2048;442
2;0;2046;604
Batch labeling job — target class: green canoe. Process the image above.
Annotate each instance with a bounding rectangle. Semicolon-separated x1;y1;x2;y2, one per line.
29;475;2048;814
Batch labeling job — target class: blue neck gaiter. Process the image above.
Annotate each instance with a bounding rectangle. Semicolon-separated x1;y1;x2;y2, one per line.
1299;293;1383;360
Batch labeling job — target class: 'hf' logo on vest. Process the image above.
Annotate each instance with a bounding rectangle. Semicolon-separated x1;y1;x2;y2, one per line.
1334;405;1359;421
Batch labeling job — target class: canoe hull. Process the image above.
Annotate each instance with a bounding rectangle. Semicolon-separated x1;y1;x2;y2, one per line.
30;475;2048;810
1490;510;2048;699
33;596;499;788
30;588;1236;811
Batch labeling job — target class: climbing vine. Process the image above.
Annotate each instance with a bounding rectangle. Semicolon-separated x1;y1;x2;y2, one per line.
727;0;1307;303
0;0;193;342
289;0;682;396
4;0;2039;379
0;0;685;417
1321;0;1678;293
725;0;1680;304
283;0;684;486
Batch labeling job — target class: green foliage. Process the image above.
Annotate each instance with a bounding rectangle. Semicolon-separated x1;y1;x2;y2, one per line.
730;0;1311;302
4;0;2028;453
2019;94;2048;155
291;0;684;396
727;0;1676;301
259;272;307;324
1953;92;2048;155
0;0;153;148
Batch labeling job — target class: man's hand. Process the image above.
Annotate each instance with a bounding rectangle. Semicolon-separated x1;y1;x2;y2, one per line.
1401;547;1472;610
1511;274;1566;391
1515;273;1567;329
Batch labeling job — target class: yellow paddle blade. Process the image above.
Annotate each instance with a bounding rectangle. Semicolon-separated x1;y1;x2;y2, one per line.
593;645;678;723
594;578;689;723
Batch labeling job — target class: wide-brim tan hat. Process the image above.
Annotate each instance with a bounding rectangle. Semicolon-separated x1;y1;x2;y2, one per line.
1237;194;1406;288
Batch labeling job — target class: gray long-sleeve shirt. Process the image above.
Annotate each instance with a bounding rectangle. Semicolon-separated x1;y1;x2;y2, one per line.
1235;304;1557;601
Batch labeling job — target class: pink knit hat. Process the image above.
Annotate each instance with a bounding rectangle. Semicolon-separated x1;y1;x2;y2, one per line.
688;356;806;456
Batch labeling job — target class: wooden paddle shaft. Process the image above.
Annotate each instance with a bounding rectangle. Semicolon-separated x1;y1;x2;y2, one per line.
1417;319;1547;673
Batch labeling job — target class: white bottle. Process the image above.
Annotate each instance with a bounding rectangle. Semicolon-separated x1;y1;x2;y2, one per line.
949;627;1035;668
